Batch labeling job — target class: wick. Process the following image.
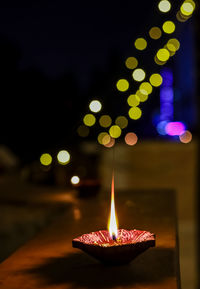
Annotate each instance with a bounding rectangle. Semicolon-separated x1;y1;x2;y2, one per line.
112;234;117;241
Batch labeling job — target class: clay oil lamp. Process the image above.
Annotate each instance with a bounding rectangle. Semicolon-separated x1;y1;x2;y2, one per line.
72;173;155;264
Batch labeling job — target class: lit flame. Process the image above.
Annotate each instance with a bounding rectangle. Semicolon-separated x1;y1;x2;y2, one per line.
108;172;118;240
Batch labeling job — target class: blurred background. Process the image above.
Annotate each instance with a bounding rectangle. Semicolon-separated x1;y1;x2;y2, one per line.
0;0;199;288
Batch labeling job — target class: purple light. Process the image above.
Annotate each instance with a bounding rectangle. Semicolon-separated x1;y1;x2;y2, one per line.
165;122;186;136
160;87;174;102
161;68;173;87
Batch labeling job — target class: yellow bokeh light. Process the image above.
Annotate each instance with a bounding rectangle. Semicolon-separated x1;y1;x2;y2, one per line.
128;107;142;120
102;134;112;145
158;0;171;12
104;137;115;148
57;150;70;165
176;10;189;22
83;114;96;127
167;38;180;51
109;125;122;138
154;55;166;66
115;116;128;129
40;153;52;166
127;94;140;107
98;132;108;145
125;57;138;69
132;68;146;82
89;100;102;113
157;48;170;62
71;176;80;185
77;125;89;137
162;21;175;34
180;1;195;16
116;79;129;92
179;130;192;144
136;90;148;102
149;73;163;87
149;27;162;40
166;43;176;54
134;38;147;50
125;132;138;146
139;82;153;95
99;115;112;128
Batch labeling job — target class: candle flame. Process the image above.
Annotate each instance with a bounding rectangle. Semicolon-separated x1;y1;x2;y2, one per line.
108;172;118;239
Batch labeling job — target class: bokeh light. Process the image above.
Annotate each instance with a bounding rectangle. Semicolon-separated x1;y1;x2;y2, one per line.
83;114;96;127
71;176;80;185
156;48;170;62
89;100;102;113
57;150;70;165
40;153;52;166
158;0;171;12
125;132;138;146
162;21;175;34
156;121;168;135
77;125;89;137
136;90;148;102
104;137;115;148
154;55;166;66
128;107;142;120
109;125;122;138
127;94;140;107
116;79;129;92
167;38;180;51
115;116;128;129
180;1;195;16
132;68;146;82
98;132;109;145
165;122;186;136
125;57;138;69
179;130;192;143
149;73;163;87
139;82;153;95
149;27;162;40
99;115;112;128
134;38;147;50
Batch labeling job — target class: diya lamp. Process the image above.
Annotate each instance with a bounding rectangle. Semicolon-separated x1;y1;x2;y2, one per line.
72;173;155;265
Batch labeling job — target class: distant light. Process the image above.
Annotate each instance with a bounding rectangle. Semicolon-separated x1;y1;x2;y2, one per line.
158;0;171;12
179;130;192;143
116;79;129;92
176;10;189;22
104;137;115;148
134;38;147;50
109;125;122;138
98;132;109;145
167;38;180;51
115;116;128;129
83;114;96;127
132;68;146;82
157;48;170;62
149;27;162;40
125;132;138;146
57;150;70;165
99;115;112;128
156;121;168;135
40;153;52;166
77;125;89;137
89;100;102;113
136;90;148;102
139;82;153;95
127;94;140;107
102;134;111;145
128;107;142;120
149;73;163;87
180;1;195;16
162;21;175;34
71;176;80;185
154;55;166;66
165;122;186;136
125;57;138;69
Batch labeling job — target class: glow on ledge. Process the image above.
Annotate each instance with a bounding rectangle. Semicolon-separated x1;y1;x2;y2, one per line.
149;73;163;87
99;115;112;128
128;107;142;120
125;57;138;69
157;48;170;62
89;100;102;113
132;68;146;82
162;21;175;34
149;27;162;40
71;176;80;185
158;0;171;13
109;125;121;138
116;79;129;92
134;38;147;50
180;1;195;16
40;153;52;166
57;150;70;165
83;114;96;127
